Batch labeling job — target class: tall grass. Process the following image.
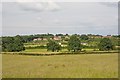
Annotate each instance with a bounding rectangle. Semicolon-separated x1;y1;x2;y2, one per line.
2;53;118;78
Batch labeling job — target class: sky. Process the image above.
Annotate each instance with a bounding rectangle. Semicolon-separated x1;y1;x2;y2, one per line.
1;0;118;36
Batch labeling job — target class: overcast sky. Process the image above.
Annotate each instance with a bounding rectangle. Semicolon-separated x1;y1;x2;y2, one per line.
1;1;118;36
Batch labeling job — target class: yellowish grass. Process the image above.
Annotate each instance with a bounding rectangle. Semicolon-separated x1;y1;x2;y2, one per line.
2;53;118;78
0;54;2;79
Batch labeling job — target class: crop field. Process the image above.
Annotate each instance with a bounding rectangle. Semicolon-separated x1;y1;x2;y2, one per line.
2;53;118;78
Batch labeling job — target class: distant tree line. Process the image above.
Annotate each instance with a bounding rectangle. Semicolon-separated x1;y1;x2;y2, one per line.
2;33;119;43
13;33;66;43
1;33;119;52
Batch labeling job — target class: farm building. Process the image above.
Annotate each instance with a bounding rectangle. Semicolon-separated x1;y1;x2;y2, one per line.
33;38;42;41
53;36;62;40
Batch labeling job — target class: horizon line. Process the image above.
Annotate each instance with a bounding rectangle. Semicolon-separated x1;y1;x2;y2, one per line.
1;33;119;37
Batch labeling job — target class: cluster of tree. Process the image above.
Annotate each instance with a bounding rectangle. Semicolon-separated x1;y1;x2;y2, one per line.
46;35;83;52
14;34;54;43
17;33;70;43
3;33;118;43
2;35;25;52
1;34;117;52
47;35;114;52
80;35;89;40
34;33;54;39
46;35;82;52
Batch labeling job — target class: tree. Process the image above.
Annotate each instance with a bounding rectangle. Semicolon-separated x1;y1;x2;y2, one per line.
56;34;63;36
98;38;113;51
47;40;61;52
67;35;82;52
80;35;89;40
2;35;25;52
13;35;25;52
2;37;14;51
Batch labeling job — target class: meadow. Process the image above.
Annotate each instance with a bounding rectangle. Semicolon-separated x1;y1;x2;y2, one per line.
0;54;2;79
2;53;118;78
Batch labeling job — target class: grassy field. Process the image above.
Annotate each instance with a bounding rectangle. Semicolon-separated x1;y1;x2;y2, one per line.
23;49;48;52
0;54;2;79
2;53;118;78
23;48;68;53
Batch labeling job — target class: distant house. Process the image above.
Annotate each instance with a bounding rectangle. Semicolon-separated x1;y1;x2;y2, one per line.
33;37;47;41
54;36;62;40
81;42;88;46
33;39;38;41
103;35;112;38
33;38;42;41
43;38;47;41
33;36;62;41
38;38;42;40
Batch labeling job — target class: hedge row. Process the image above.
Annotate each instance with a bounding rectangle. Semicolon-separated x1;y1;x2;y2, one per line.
25;46;47;49
1;51;118;56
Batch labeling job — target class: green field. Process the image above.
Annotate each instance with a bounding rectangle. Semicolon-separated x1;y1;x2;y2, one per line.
23;48;68;53
22;48;117;53
23;49;48;52
2;53;118;78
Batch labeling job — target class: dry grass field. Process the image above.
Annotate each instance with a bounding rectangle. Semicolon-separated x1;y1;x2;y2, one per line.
2;53;118;78
0;54;2;79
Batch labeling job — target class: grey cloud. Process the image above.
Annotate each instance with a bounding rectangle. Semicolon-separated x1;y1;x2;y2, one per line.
2;2;118;36
17;1;61;12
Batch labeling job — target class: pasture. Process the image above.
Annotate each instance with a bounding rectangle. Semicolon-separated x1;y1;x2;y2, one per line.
0;54;2;79
2;53;118;78
23;49;48;52
23;48;68;53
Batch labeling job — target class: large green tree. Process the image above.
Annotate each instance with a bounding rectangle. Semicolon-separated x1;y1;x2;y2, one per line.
13;35;25;51
98;38;113;51
68;35;82;52
2;35;25;52
2;37;14;52
47;40;61;52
